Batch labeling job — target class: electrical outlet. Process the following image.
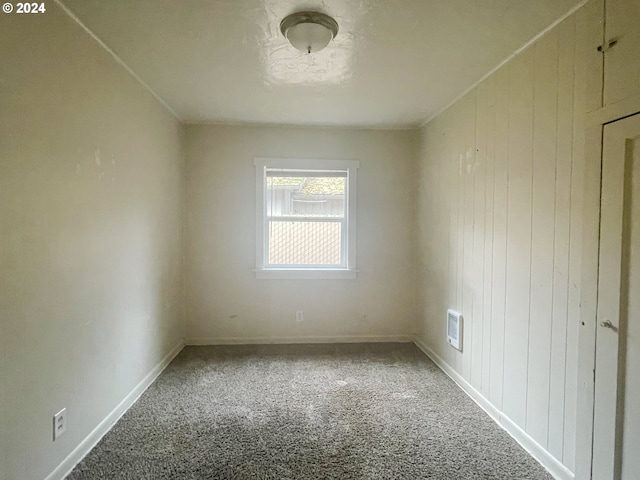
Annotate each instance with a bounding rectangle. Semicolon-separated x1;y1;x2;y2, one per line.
296;310;304;322
53;408;66;440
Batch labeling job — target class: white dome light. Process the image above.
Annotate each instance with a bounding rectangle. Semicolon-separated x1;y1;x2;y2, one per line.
280;12;339;54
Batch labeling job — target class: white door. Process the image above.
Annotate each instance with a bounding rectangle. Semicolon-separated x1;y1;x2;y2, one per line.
593;113;640;480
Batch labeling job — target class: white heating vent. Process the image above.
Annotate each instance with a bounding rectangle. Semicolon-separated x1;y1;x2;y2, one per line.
447;310;463;351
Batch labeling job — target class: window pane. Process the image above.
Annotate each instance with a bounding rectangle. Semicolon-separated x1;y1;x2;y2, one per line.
267;175;345;218
268;221;342;265
266;172;346;266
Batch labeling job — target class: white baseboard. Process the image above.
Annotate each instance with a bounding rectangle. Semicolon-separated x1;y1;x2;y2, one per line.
412;336;575;480
45;336;567;479
45;340;185;480
185;334;413;345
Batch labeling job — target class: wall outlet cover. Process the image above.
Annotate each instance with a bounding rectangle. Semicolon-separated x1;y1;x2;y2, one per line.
53;408;67;440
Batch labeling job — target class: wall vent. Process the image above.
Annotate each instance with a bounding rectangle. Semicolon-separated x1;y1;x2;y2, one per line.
447;309;463;351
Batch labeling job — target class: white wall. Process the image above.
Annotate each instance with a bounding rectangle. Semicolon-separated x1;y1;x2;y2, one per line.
415;7;588;476
0;5;184;480
185;125;418;343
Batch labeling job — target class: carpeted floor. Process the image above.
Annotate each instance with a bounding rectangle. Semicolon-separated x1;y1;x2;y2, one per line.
67;343;552;479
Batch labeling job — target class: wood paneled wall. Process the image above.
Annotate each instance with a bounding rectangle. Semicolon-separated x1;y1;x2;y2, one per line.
416;8;587;474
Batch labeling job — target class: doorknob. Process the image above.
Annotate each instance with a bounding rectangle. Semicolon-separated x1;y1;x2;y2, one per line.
600;320;614;329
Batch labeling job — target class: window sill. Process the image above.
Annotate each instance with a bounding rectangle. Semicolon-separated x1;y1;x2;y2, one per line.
255;268;358;280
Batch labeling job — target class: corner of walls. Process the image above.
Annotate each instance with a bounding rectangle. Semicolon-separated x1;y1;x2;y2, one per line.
414;123;432;343
415;4;589;478
409;127;424;339
179;122;188;344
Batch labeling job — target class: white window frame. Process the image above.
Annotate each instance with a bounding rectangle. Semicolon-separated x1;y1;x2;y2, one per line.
254;157;359;279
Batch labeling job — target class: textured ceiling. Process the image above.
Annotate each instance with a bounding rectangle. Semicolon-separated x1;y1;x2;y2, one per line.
60;0;584;128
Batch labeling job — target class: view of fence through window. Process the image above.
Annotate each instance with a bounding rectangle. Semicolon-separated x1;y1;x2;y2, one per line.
266;171;346;266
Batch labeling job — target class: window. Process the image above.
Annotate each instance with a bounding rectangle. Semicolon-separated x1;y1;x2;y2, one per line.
254;157;359;279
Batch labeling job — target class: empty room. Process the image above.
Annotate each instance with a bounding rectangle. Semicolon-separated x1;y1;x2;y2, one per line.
1;0;639;479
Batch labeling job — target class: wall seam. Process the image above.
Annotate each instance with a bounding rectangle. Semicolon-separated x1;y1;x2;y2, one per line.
53;0;182;122
419;0;591;128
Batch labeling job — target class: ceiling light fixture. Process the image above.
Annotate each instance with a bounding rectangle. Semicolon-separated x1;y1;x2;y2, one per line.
280;11;339;54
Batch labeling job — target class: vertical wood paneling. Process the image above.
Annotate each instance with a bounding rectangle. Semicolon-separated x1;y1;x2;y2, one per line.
575;124;602;480
603;0;640;106
472;83;488;388
503;49;534;428
481;75;496;398
455;103;466;373
525;26;559;447
446;109;460;369
416;4;588;474
462;92;477;381
435;114;455;365
419;121;450;353
572;10;593;475
489;66;510;410
548;16;576;461
585;0;605;113
563;7;588;469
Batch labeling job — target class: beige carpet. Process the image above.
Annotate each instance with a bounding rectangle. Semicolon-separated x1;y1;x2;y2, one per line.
67;343;552;479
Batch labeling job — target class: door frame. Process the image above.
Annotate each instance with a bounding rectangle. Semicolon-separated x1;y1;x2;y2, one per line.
576;113;640;480
593;113;640;479
575;124;603;480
